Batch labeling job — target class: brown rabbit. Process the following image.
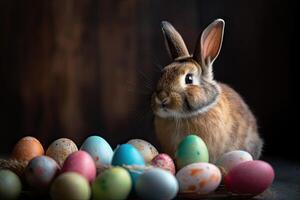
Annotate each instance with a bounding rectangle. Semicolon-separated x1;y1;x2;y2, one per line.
151;19;263;163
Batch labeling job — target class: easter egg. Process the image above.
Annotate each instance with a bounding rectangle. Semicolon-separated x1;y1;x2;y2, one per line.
46;138;78;167
80;135;113;167
11;136;44;162
176;163;221;194
224;160;275;195
112;144;145;184
61;150;96;183
127;139;159;163
136;168;178;200
24;156;60;191
0;170;22;200
50;172;91;200
151;153;176;175
175;135;209;169
217;150;253;172
92;167;132;200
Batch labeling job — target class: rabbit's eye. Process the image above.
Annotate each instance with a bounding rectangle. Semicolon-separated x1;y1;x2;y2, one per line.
185;73;193;84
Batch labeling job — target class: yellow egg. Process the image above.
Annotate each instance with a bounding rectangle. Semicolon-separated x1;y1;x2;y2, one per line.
46;138;78;167
51;172;91;200
11;136;44;162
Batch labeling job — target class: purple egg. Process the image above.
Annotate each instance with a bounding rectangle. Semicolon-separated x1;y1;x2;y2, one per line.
25;156;60;191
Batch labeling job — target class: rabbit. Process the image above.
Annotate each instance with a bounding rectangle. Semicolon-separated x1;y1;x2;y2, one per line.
151;19;263;163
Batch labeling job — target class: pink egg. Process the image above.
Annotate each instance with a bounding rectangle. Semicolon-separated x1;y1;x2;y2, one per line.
61;151;96;183
151;153;176;175
224;160;275;195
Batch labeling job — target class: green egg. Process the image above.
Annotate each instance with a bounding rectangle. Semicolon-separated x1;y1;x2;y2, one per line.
175;135;209;169
0;170;22;200
92;167;132;200
50;172;91;200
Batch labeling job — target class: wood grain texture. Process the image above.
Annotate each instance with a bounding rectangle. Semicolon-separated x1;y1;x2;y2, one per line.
0;0;294;159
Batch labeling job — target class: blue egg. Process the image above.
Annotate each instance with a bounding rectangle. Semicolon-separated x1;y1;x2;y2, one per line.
136;168;178;200
25;156;60;191
112;144;145;184
80;135;113;167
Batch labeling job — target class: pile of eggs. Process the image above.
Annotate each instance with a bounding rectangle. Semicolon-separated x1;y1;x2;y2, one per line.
0;134;275;200
175;135;275;196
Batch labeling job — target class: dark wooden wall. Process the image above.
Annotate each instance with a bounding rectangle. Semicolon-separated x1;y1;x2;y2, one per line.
0;1;295;159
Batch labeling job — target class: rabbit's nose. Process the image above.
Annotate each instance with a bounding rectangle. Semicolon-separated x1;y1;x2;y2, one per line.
161;98;169;108
157;90;168;99
156;90;170;107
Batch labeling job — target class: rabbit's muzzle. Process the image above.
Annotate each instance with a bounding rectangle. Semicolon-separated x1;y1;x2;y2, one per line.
151;81;220;118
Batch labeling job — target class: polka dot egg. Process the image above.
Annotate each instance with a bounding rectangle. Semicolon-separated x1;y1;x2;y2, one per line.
46;138;78;167
11;136;44;162
151;153;176;175
127;139;158;163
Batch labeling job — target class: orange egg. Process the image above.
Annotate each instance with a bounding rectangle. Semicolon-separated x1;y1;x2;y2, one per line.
11;136;44;162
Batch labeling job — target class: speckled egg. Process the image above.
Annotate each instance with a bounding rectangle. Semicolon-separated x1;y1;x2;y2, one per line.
151;153;176;175
92;167;132;200
46;138;78;167
112;144;145;184
0;169;22;200
11;136;44;162
176;163;222;194
136;168;178;200
175;135;209;169
24;156;60;191
50;172;91;200
61;150;96;183
217;150;253;172
127;139;159;163
224;160;275;195
80;135;113;167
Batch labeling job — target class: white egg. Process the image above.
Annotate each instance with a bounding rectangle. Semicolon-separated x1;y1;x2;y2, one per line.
176;163;221;194
216;150;253;172
127;139;158;163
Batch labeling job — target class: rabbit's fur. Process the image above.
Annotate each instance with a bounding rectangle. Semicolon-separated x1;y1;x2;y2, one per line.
151;19;263;163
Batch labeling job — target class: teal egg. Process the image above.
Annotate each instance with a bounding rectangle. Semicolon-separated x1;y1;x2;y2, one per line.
175;135;209;169
112;144;145;184
92;167;132;200
80;135;113;167
0;169;22;200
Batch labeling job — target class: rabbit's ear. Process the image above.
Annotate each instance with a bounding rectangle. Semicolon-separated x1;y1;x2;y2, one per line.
161;21;190;60
193;19;224;78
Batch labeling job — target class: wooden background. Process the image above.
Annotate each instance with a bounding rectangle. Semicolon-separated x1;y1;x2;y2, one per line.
0;1;295;159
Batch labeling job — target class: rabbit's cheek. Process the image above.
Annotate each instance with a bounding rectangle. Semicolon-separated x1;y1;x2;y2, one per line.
185;87;205;107
168;93;183;110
